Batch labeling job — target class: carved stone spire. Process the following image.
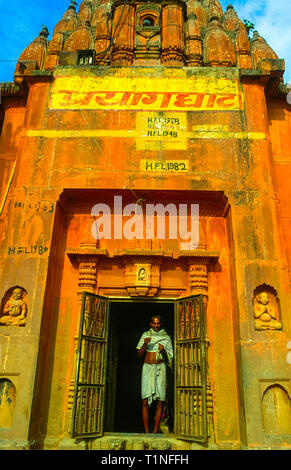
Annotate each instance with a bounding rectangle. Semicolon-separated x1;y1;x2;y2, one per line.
15;26;49;74
78;0;93;22
14;0;282;73
44;31;64;70
251;31;279;69
204;16;236;67
223;4;240;31
207;0;223;22
53;1;79;35
186;0;208;28
235;22;252;69
63;20;94;52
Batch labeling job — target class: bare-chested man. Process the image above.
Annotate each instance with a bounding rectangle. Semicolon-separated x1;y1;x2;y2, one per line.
136;315;173;433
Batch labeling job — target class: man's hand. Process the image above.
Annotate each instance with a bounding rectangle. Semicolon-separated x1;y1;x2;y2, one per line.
144;337;151;344
158;343;164;351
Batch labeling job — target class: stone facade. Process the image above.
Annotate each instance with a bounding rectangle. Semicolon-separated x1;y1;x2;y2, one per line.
0;0;291;450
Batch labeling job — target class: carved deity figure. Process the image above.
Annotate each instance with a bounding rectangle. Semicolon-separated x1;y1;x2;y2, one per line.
0;288;27;326
253;291;282;331
138;268;147;281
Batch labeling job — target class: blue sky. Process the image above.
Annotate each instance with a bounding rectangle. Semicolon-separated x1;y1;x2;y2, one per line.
0;0;290;84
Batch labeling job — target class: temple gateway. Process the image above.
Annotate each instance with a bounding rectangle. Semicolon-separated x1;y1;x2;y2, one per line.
0;0;291;450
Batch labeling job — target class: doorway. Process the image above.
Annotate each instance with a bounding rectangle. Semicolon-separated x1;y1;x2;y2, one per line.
71;293;207;441
104;300;175;433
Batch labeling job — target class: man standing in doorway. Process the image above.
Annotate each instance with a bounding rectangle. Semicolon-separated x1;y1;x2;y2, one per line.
136;315;173;433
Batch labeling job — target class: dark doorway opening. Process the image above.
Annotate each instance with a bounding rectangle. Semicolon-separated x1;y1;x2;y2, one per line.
104;301;174;433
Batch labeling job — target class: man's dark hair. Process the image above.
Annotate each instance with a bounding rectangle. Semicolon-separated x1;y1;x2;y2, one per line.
150;315;162;323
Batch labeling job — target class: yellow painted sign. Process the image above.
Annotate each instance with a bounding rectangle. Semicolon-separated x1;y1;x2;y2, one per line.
140;160;189;172
27;127;265;141
49;73;243;111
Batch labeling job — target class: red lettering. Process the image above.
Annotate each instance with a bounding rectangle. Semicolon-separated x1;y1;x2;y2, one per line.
174;93;205;108
160;93;172;109
174;93;194;108
141;93;158;105
57;90;81;106
205;94;217;108
79;92;96;106
94;92;117;106
119;92;132;106
130;92;158;106
216;94;236;108
130;92;143;105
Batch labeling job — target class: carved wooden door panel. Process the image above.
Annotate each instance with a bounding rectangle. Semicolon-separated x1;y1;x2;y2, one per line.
175;295;207;442
71;292;109;438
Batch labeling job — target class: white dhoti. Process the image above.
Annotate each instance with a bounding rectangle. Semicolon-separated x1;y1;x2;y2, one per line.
141;362;167;405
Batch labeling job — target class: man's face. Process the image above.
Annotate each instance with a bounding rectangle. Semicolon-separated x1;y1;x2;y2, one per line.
150;317;161;332
258;293;269;305
13;289;22;300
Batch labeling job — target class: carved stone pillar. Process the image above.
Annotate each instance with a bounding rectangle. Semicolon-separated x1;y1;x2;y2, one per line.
184;14;203;66
235;22;252;70
161;3;184;65
92;3;112;65
111;3;135;65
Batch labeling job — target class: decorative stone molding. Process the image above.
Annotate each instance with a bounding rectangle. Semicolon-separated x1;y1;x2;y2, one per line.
189;263;208;297
125;261;160;297
111;4;135;65
206;377;214;438
78;261;98;295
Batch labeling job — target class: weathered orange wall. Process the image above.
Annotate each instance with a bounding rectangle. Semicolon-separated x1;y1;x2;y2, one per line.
268;98;291;284
1;66;291;449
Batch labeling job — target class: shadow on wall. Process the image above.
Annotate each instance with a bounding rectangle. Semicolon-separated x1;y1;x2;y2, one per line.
0;379;16;428
262;384;291;435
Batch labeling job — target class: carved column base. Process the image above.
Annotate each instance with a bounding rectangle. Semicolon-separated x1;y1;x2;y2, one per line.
186;54;203;67
189;263;208;297
161;49;184;66
95;37;112;65
78;261;98;294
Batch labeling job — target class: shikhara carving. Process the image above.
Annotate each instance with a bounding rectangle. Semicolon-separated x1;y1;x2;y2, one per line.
0;287;28;326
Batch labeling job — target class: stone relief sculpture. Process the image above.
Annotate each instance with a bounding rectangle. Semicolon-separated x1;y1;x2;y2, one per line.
138;267;147;282
0;287;28;326
253;286;282;331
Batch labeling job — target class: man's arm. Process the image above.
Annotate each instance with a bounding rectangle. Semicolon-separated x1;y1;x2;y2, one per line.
158;343;168;362
137;337;151;358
